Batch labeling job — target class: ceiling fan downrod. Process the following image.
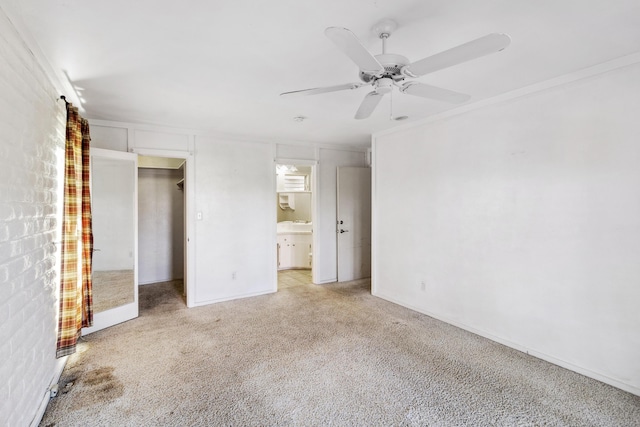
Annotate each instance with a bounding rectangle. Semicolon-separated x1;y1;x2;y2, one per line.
373;18;398;55
380;32;389;54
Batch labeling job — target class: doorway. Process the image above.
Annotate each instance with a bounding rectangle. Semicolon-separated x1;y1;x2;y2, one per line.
133;148;194;307
137;155;186;303
276;162;315;289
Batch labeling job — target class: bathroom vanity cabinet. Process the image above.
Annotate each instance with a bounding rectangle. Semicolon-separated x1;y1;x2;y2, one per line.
277;233;312;270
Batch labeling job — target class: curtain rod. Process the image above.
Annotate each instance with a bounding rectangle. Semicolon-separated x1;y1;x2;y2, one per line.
60;95;69;105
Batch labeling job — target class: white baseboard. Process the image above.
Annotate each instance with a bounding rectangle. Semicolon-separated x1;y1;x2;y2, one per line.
373;291;640;397
191;289;275;307
30;356;67;427
314;278;337;284
139;277;184;286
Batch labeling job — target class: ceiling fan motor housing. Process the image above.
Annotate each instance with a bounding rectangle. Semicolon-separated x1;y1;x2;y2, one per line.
359;53;410;83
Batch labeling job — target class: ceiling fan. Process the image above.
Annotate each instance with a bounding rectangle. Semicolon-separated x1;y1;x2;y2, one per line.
281;20;511;119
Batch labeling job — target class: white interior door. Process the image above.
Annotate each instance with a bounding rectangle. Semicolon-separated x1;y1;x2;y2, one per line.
337;167;372;282
83;148;138;335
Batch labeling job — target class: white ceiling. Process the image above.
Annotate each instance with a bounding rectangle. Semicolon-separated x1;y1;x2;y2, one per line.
11;0;640;147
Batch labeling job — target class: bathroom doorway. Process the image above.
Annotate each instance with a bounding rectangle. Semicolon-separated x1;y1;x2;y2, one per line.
276;162;315;289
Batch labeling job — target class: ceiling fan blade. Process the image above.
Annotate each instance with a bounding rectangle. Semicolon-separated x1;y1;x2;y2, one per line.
355;91;385;120
325;27;385;74
280;82;365;97
400;82;471;104
403;33;511;77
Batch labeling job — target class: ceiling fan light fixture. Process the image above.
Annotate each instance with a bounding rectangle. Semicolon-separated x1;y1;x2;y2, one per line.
375;77;394;94
283;22;510;120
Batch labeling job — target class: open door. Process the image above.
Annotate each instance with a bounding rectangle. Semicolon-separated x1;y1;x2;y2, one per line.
83;148;138;334
337;166;371;282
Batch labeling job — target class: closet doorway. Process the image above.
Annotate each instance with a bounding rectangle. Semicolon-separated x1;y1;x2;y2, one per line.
136;151;192;305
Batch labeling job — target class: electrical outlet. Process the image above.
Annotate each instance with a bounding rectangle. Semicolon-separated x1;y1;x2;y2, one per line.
420;280;426;291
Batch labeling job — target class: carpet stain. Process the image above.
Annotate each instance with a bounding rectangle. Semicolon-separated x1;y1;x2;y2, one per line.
70;366;124;410
61;380;75;394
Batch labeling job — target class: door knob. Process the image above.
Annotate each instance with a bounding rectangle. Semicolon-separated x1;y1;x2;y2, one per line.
339;229;349;233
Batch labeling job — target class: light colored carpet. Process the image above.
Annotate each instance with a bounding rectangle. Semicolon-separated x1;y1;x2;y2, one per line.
41;279;640;426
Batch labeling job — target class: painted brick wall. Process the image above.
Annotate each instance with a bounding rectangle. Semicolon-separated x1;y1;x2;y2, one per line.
0;8;66;426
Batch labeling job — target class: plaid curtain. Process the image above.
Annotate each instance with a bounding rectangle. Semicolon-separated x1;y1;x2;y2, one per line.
56;104;93;358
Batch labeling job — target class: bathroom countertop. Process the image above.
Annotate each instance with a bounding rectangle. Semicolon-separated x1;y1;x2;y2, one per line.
277;221;312;234
277;230;312;235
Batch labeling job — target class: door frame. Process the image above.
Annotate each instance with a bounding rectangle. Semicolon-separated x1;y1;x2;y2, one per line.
274;158;318;286
133;148;195;307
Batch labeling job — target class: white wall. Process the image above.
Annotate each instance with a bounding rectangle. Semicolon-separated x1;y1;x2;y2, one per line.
90;125;128;152
373;61;640;395
138;168;184;284
193;137;275;304
277;192;311;222
0;7;66;425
